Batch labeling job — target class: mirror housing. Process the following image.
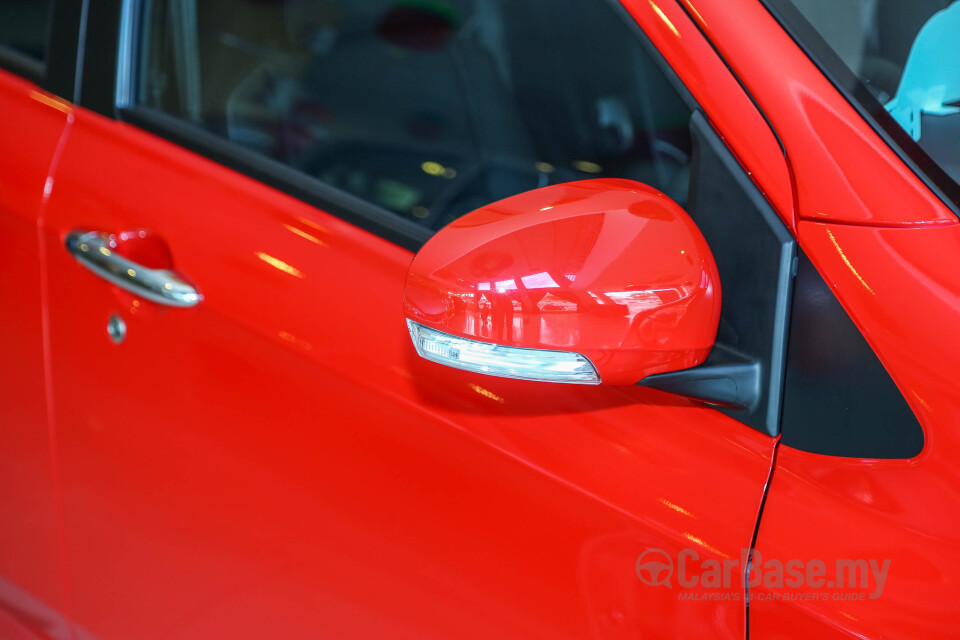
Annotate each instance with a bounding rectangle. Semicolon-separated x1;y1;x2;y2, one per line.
403;179;721;385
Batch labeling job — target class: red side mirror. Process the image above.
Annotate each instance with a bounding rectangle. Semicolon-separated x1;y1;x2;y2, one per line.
403;179;721;385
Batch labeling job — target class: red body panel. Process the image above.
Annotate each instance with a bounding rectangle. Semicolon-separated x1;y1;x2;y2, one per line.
750;221;960;638
403;179;721;384
679;0;960;636
0;72;72;638
683;0;956;228
37;108;774;640
619;0;796;229
2;0;958;637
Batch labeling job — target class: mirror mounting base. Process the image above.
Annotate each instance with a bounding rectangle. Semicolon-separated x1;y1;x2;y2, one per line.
638;344;761;412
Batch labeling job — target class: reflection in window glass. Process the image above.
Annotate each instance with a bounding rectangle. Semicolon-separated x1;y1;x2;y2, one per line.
0;0;52;62
140;0;692;231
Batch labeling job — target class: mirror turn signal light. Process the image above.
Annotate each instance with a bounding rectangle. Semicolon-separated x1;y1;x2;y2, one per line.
407;320;601;384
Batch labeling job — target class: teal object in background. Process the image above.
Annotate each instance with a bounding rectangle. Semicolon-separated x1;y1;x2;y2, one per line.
886;1;960;141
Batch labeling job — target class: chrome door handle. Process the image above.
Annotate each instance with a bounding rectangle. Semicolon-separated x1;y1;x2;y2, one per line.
65;230;201;308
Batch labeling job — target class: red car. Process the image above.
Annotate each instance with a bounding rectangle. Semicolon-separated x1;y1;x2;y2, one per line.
1;0;958;638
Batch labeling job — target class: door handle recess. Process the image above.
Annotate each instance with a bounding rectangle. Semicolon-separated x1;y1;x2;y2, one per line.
65;230;201;308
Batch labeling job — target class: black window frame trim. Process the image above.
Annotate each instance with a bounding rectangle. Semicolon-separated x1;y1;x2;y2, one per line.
759;0;960;219
0;45;44;84
0;0;53;85
0;0;85;104
123;106;436;250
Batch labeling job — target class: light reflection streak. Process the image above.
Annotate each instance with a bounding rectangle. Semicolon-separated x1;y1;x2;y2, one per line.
825;229;874;295
29;90;71;113
682;532;729;558
295;216;329;235
660;497;694;518
469;383;505;403
649;1;681;37
256;251;304;278
284;224;327;246
278;330;312;351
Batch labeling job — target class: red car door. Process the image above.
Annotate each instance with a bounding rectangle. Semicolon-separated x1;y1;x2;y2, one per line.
37;1;789;638
683;1;960;637
0;3;75;636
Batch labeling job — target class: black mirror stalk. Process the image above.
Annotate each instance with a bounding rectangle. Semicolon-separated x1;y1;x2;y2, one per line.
639;344;761;412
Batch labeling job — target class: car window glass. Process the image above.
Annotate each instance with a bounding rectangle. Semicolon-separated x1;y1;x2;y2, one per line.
0;0;52;62
138;0;693;232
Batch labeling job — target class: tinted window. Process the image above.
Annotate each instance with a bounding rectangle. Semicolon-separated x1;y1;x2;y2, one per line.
0;0;51;62
138;0;692;231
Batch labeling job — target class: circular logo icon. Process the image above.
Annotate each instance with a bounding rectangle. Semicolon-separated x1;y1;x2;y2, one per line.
636;549;673;587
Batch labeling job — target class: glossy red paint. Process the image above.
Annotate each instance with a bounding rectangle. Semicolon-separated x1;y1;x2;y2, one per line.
0;71;72;639
676;0;960;636
683;0;956;228
3;0;959;637
36;107;774;640
111;229;176;270
404;179;721;384
618;0;796;229
749;220;960;638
